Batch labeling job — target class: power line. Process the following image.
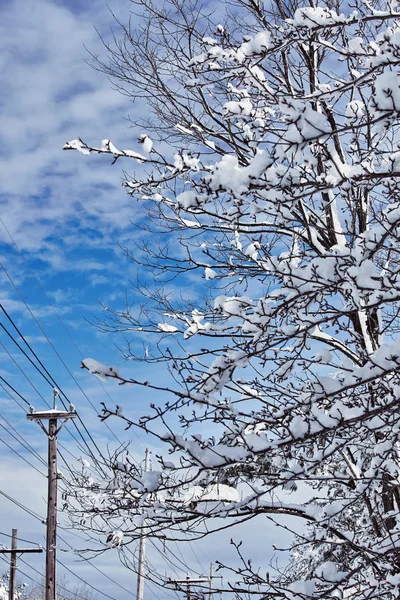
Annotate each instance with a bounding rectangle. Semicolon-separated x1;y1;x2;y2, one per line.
149;539;201;578
0;433;46;477
19;555;119;600
0;380;84;483
0;339;82;478
0;217;147;454
0;305;106;470
56;532;135;598
56;526;104;549
0;339;52;407
0;384;68;478
121;545;178;600
0;281;109;476
0;489;44;522
0;375;30;406
0;321;54;388
0;306;106;476
0;289;149;561
0;491;119;600
55;558;118;600
0;413;47;467
187;541;207;575
0;488;131;598
0;478;188;600
0;331;105;502
0;329;101;483
0;491;182;600
0;552;39;586
0;235;174;597
0;531;41;547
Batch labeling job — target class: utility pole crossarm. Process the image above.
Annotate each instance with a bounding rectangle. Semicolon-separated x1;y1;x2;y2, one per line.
27;410;77;420
168;580;210;584
0;548;43;553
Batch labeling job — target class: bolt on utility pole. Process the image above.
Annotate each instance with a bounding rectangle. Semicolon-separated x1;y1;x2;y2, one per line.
27;389;76;600
136;448;150;600
0;528;43;600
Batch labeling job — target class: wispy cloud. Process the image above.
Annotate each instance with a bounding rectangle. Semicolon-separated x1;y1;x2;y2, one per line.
0;0;146;261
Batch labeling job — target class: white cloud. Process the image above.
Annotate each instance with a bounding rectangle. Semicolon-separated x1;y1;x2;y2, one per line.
0;0;145;260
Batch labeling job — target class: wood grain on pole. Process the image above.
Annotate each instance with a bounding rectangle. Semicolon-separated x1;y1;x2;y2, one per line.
9;529;17;600
26;406;75;600
46;418;58;600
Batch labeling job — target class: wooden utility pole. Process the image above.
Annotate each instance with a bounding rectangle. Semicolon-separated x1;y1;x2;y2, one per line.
27;389;76;600
10;528;16;600
0;528;43;600
136;448;150;600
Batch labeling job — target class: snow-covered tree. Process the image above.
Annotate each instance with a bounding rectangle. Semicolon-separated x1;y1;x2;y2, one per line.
0;574;28;600
25;575;97;600
0;577;7;600
65;0;400;597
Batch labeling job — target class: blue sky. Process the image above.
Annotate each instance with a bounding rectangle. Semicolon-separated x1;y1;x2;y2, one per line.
0;1;292;598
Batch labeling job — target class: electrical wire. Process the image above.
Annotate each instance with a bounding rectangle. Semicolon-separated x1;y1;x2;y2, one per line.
148;539;195;577
0;305;107;476
0;475;192;600
0;289;149;559
0;331;106;491
54;557;118;600
0;531;41;546
56;526;104;549
18;555;119;600
0;379;84;483
0;413;47;467
0;340;48;405
0;434;46;477
121;545;179;600
0;411;76;500
0;337;79;481
0;488;133;599
172;540;203;576
0;299;110;483
0;235;185;597
0;489;44;522
0;240;151;530
0;447;141;595
0;217;147;453
0;552;39;585
0;278;110;476
187;540;207;575
0;375;30;406
0;321;54;388
56;532;135;598
0;483;99;552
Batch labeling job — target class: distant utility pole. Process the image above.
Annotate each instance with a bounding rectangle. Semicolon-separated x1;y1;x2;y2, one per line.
168;566;223;600
168;576;211;600
136;448;150;600
0;528;43;600
27;389;76;600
